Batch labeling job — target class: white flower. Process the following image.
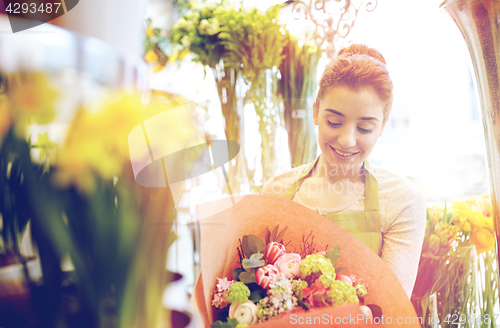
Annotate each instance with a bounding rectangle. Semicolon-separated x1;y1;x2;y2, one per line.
181;36;191;48
199;19;209;34
228;301;258;325
206;18;220;35
186;10;200;21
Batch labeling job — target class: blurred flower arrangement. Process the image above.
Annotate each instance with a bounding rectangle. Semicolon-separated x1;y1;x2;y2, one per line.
171;1;287;191
171;0;286;81
411;196;497;328
0;71;196;328
210;225;373;327
144;18;189;73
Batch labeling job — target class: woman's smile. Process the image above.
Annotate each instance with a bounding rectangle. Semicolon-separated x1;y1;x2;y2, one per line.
330;145;360;159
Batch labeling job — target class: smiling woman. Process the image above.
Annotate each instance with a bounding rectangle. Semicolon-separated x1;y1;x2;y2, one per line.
262;44;426;298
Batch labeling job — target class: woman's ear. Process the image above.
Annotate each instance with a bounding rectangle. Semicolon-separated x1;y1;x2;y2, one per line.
313;102;319;125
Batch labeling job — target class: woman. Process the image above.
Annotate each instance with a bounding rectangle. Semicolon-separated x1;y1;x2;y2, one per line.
262;44;426;297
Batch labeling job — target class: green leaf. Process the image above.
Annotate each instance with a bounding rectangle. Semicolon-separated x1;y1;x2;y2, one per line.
270;225;279;242
275;226;288;243
233;267;243;281
264;226;271;245
325;244;341;266
334;266;347;274
241;235;251;258
441;200;448;223
446;209;454;224
249;289;266;303
211;319;239;328
242;254;265;270
239;271;256;284
248;234;266;254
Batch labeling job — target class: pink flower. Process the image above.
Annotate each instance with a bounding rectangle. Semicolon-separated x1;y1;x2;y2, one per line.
255;264;278;289
212;292;228;309
264;242;286;265
336;274;353;285
275;253;301;279
302;280;328;308
216;277;235;292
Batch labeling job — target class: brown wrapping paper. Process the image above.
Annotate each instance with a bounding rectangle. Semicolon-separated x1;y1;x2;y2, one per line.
193;195;422;327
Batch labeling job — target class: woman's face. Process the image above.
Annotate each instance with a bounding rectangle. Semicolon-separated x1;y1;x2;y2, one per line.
313;86;386;172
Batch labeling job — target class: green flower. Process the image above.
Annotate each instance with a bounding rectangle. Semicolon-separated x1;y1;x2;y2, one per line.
226;282;250;304
291;279;308;298
299;254;336;281
354;283;368;298
324;280;358;306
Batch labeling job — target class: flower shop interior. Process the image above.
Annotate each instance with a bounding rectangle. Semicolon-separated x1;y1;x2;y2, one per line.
1;0;500;327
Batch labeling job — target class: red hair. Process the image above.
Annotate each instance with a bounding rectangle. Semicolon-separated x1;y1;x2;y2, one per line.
316;44;393;123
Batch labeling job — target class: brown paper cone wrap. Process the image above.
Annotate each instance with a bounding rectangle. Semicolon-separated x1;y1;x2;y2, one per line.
193;195;421;327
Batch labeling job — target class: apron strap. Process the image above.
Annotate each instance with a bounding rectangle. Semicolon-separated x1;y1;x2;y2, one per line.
284;156;320;201
363;159;380;213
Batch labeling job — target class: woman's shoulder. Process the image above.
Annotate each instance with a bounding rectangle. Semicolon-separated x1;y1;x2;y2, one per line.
261;164;309;197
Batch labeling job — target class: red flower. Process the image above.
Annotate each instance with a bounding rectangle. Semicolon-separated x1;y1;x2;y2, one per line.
255;264;278;289
302;280;328;308
264;242;286;265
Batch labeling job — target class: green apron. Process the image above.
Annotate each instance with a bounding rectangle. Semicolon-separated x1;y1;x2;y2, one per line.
284;156;383;256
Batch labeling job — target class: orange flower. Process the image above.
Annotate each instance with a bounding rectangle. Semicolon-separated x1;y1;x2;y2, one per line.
470;228;496;253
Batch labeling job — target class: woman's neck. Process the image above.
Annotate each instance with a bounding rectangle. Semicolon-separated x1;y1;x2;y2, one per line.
312;154;365;184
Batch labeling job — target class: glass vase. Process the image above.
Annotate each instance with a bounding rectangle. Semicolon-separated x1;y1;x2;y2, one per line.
244;69;281;190
441;0;500;285
434;245;478;328
212;63;248;194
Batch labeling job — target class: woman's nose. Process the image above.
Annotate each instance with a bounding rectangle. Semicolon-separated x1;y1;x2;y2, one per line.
338;127;357;148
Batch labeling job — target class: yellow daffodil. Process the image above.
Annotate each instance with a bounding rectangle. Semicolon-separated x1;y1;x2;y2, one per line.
146;26;155;37
32;132;57;160
153;64;165;73
178;48;190;61
467;211;489;229
0;96;12;144
435;222;459;247
144;50;159;63
54;92;145;192
8;72;57;134
169;48;179;63
470;228;496;253
462;220;472;232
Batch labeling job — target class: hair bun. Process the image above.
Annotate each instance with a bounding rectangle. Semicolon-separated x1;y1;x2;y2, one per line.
337;44;387;65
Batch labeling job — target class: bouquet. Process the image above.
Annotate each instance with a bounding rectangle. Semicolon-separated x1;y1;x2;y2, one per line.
412;196;497;328
193;194;421;328
210;225;373;327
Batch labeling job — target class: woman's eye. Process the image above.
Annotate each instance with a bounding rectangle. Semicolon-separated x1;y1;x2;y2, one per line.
327;121;341;127
358;127;374;134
